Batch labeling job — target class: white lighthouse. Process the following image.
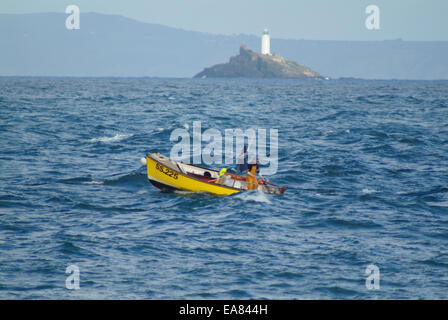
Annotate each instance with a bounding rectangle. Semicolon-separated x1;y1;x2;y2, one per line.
261;29;271;55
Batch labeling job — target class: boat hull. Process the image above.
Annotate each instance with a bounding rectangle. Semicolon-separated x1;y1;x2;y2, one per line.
146;154;241;196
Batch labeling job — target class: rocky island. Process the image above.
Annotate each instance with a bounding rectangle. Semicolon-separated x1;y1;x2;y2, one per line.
194;44;323;79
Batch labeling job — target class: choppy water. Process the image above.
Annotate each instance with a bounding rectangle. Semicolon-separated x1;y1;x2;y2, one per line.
0;77;447;299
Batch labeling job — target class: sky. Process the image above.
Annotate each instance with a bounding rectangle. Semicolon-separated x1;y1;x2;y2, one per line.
1;0;447;41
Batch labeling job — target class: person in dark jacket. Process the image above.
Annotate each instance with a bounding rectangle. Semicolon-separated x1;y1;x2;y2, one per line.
236;145;249;173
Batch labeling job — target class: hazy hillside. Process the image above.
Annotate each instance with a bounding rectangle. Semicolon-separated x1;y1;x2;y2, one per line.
1;12;447;79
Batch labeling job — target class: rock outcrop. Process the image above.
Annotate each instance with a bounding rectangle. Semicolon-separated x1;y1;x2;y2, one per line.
194;44;323;79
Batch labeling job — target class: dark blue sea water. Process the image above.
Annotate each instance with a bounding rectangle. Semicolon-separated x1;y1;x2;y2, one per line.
0;77;447;299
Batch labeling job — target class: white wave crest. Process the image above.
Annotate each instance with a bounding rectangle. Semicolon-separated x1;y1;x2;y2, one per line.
87;134;132;143
427;201;448;207
362;188;377;194
82;180;104;185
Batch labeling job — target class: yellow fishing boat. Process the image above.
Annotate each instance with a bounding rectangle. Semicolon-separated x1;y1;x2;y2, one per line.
142;152;285;195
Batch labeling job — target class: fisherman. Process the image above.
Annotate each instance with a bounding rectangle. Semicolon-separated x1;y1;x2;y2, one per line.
215;168;228;185
236;145;249;174
246;158;265;190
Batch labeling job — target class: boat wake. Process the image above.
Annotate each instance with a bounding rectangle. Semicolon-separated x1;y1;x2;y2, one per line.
235;189;272;204
59;172;147;187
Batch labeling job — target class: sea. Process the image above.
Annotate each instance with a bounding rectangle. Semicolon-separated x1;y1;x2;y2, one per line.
0;77;447;299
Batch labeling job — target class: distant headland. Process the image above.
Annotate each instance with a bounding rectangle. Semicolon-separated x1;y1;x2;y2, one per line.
1;14;447;79
194;29;324;79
